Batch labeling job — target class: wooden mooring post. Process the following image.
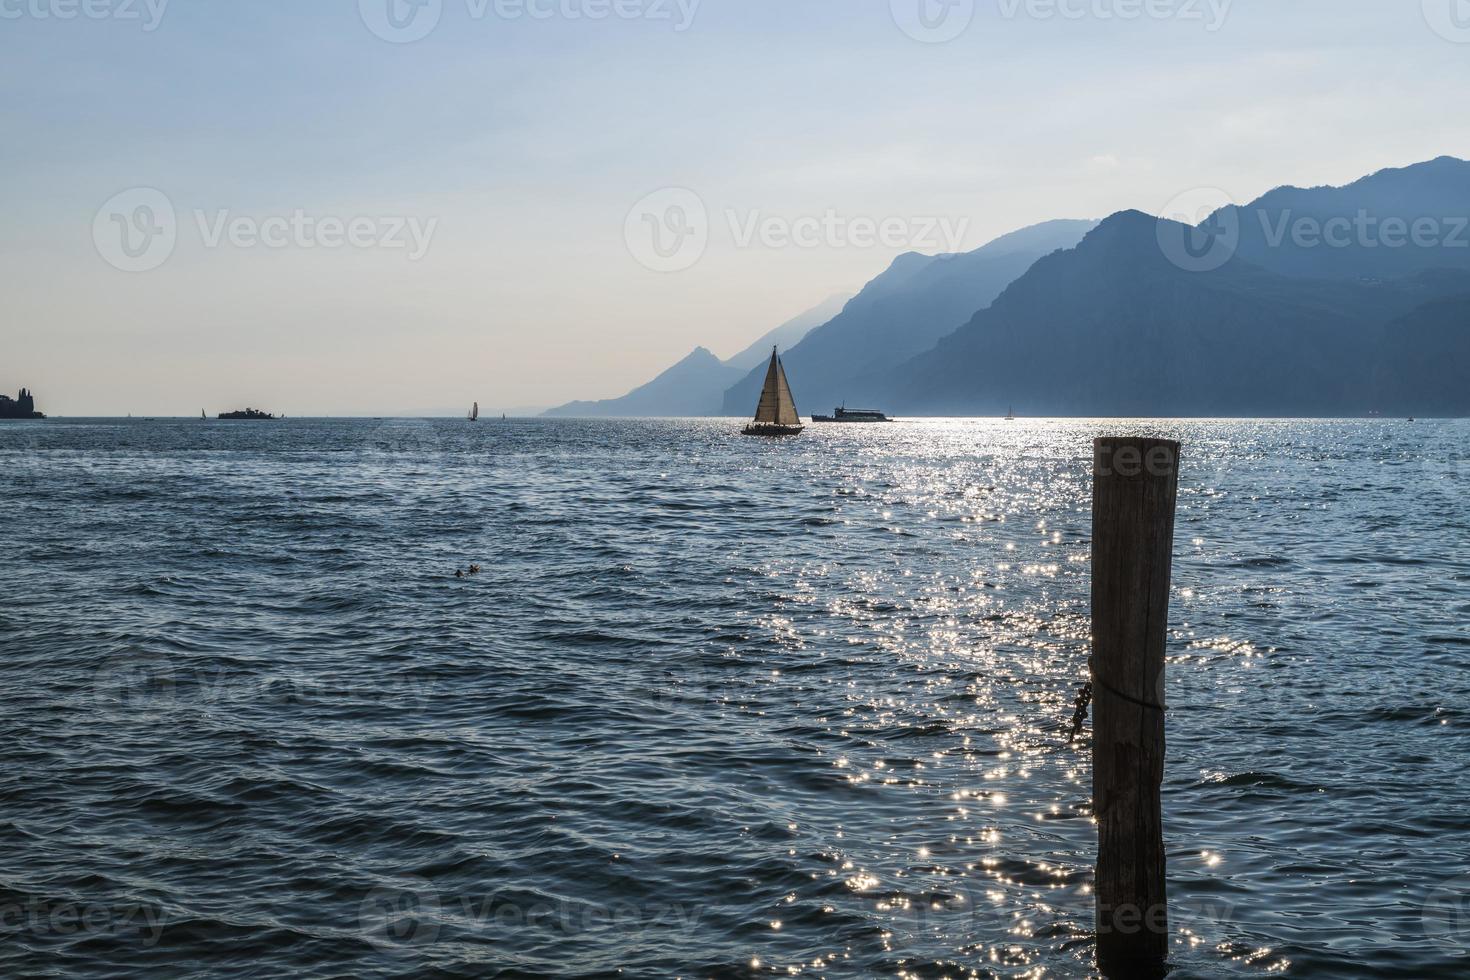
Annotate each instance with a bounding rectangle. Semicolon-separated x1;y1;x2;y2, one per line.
1091;437;1180;975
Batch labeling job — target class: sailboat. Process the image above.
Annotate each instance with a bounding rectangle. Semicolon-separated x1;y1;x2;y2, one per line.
1005;405;1016;421
201;409;206;420
468;401;479;422
742;347;803;437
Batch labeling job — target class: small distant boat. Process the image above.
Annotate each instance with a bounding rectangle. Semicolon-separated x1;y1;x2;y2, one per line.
1005;405;1016;421
201;409;206;420
468;401;480;422
742;347;803;437
812;406;893;423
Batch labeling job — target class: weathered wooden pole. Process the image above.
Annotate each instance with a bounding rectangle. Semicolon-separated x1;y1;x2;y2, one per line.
1091;437;1180;975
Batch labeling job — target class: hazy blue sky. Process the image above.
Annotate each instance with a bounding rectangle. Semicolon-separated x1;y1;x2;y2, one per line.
3;0;1468;414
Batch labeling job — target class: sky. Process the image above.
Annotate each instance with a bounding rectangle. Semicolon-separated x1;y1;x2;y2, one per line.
2;0;1469;415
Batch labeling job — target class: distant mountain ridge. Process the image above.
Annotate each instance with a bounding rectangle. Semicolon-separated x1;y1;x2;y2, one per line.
542;347;741;419
723;293;850;373
551;155;1470;420
720;219;1099;415
888;158;1470;416
1210;156;1470;281
542;293;849;418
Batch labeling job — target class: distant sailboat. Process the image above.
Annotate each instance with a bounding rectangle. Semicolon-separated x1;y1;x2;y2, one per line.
468;401;479;422
1005;405;1016;421
201;409;206;420
742;347;803;437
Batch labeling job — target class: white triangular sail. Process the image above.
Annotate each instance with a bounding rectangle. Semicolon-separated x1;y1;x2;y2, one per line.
470;402;479;421
753;348;801;426
773;357;800;425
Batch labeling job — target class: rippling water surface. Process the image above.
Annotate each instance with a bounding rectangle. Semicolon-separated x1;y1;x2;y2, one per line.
2;418;1468;978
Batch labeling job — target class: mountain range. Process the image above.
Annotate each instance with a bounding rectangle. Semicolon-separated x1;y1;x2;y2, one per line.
542;293;849;418
719;219;1097;416
890;209;1470;416
549;156;1470;418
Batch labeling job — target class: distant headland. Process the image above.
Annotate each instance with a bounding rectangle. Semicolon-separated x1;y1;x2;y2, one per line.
0;388;44;420
218;408;275;420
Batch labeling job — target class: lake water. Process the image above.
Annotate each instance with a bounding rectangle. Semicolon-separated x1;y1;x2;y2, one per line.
1;418;1467;978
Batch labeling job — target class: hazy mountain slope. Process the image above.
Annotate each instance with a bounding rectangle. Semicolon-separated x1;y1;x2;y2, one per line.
1374;293;1470;416
888;210;1470;416
543;294;848;418
542;347;742;418
1212;156;1470;281
723;293;852;373
720;219;1098;416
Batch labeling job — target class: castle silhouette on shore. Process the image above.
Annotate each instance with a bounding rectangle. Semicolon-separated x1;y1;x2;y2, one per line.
0;388;43;420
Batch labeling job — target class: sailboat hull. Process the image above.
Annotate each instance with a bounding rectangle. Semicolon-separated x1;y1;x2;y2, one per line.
742;424;804;437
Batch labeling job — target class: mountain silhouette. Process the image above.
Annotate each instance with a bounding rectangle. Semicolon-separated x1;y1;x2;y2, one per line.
720;219;1098;416
542;293;848;417
889;209;1470;416
1212;156;1470;281
542;347;741;418
723;293;851;373
1375;292;1470;416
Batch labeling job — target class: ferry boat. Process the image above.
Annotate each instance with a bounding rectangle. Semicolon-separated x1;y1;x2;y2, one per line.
811;406;892;423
